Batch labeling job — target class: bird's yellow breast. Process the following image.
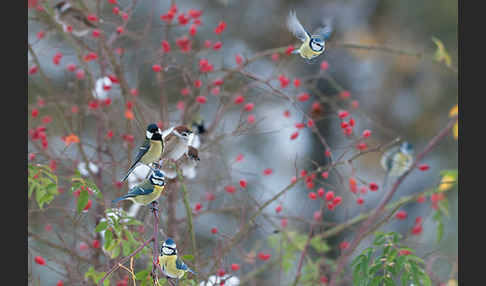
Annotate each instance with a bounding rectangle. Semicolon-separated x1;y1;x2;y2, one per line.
141;140;163;165
132;185;165;205
159;255;185;279
298;38;322;60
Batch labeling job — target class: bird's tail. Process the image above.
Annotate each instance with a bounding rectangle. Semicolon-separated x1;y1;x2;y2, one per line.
120;162;138;182
382;173;389;191
291;48;300;54
112;194;133;204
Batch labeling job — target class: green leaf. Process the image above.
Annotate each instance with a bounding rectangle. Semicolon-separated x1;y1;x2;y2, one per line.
77;190;89;213
122;240;131;256
111;242;121;258
382;276;396;286
368;263;382;276
104;229;113;249
135;270;150;280
401;272;411;286
182;254;194;261
373;232;386;246
310;236;330;253
407;255;425;265
95;221;109;232
438;199;450;217
436;220;444;243
370;276;383;286
103;279;110;286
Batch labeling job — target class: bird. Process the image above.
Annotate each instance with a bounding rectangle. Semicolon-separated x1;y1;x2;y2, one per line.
380;141;414;188
286;10;333;62
120;123;164;182
159;125;201;179
161;126;200;162
53;1;98;37
159;238;196;281
112;169;166;205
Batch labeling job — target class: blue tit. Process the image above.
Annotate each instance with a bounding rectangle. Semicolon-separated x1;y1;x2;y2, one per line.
112;169;166;205
121;123;164;182
159;238;196;280
53;1;98;37
380;141;414;187
286;10;333;62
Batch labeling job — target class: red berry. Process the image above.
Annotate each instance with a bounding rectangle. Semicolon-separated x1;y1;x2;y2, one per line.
417;195;426;203
213;41;223;50
225;185;236;194
362;129;371;138
263;168;273;176
348;117;355;127
281;218;288;228
307;120;315;127
369;182;379;191
293;78;301;87
76;69;85;79
338;110;349;119
152;64;162;72
214;21;227;34
411;224;423;235
116;26;124;34
339;241;349;250
244;103;255;111
271;53;280;61
36;30;45;39
29;65;38;75
290;176;297;184
235;54;243;65
415;216;423;225
290;132;299;140
56;281;63;286
83;199;92;211
321;172;329;179
399;249;412;256
340;121;349;129
211;227;218;234
320;61;329;71
234;95;245;104
231;264;240;271
313;211;322;221
356;142;367;151
395;210;407;220
297;93;310;102
283;110;291;117
317;188;325;197
79;242;88;251
340;90;350;99
275;205;283;213
31;109;39;117
285;45;294;55
92;240;101;249
239;179;247;188
325;191;335;202
258;252;271;261
333;196;342;206
351;100;359;109
44;224;52;232
308;192;317;200
194;203;202;212
196;96;207;104
356;197;364;205
327;203;335;211
418;164;430;171
34;256;46;265
279;75;290;88
320;276;329;283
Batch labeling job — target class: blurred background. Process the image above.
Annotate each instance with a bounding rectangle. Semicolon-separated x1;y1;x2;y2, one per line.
28;0;457;285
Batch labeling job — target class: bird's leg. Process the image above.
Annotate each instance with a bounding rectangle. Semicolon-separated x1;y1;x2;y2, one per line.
150;200;159;213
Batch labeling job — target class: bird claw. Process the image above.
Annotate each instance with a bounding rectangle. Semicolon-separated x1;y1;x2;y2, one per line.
150;201;159;212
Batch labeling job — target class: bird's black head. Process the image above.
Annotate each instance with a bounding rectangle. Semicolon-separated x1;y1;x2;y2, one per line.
149;170;165;186
192;120;206;135
146;123;162;141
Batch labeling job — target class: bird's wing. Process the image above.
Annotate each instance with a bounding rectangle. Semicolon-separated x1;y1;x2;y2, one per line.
175;258;188;271
313;19;333;40
286;10;310;42
380;147;398;171
121;139;151;182
127;185;154;197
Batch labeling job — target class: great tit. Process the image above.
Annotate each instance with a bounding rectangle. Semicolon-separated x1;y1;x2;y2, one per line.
53;1;98;37
286;10;333;62
121;123;163;182
112;169;166;205
380;141;414;187
159;238;196;280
